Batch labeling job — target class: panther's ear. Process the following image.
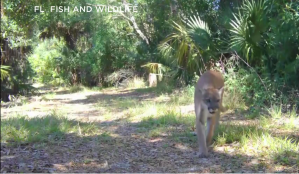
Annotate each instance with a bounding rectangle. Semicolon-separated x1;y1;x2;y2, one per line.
218;86;224;96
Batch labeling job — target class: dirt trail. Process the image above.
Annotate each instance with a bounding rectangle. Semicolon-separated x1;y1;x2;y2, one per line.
1;87;296;173
1;88;144;121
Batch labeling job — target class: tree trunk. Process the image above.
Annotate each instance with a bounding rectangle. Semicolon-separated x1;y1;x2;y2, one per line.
149;73;157;87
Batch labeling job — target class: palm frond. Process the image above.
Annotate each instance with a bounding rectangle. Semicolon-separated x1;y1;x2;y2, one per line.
183;15;212;51
229;0;267;63
184;15;211;34
141;63;170;78
158;14;216;82
1;65;11;81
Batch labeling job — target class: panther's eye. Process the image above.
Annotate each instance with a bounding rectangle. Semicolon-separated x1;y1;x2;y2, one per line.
206;99;211;103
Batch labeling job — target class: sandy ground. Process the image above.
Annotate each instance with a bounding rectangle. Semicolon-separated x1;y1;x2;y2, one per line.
1;87;298;173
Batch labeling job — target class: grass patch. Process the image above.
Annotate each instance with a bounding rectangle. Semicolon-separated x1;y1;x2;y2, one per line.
56;85;102;93
284;106;298;130
1;112;98;146
135;109;194;139
96;132;113;143
41;92;56;100
69;85;84;93
268;105;283;119
242;133;299;166
114;97;139;109
126;102;157;119
245;107;262;119
86;86;103;91
126;76;146;89
147;127;168;138
135;79;175;95
214;119;299;168
171;130;197;144
96;97;139;113
259;106;299;131
223;89;246;110
169;86;194;105
215;123;263;145
138;113;182;128
17;96;30;105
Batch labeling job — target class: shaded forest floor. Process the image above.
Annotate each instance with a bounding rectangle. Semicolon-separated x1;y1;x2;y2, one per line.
1;84;299;173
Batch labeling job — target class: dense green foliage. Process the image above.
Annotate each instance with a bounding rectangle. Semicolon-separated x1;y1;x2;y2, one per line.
1;0;299;108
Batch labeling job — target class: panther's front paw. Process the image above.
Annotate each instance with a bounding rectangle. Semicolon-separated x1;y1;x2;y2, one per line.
198;151;209;158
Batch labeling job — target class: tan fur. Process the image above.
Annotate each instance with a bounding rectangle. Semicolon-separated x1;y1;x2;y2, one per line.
194;70;227;158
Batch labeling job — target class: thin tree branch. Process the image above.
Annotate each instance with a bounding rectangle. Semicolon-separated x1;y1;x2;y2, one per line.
233;51;268;92
86;2;149;45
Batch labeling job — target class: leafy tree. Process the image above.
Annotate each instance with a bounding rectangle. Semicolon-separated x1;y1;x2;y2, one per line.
229;0;268;65
158;14;221;84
